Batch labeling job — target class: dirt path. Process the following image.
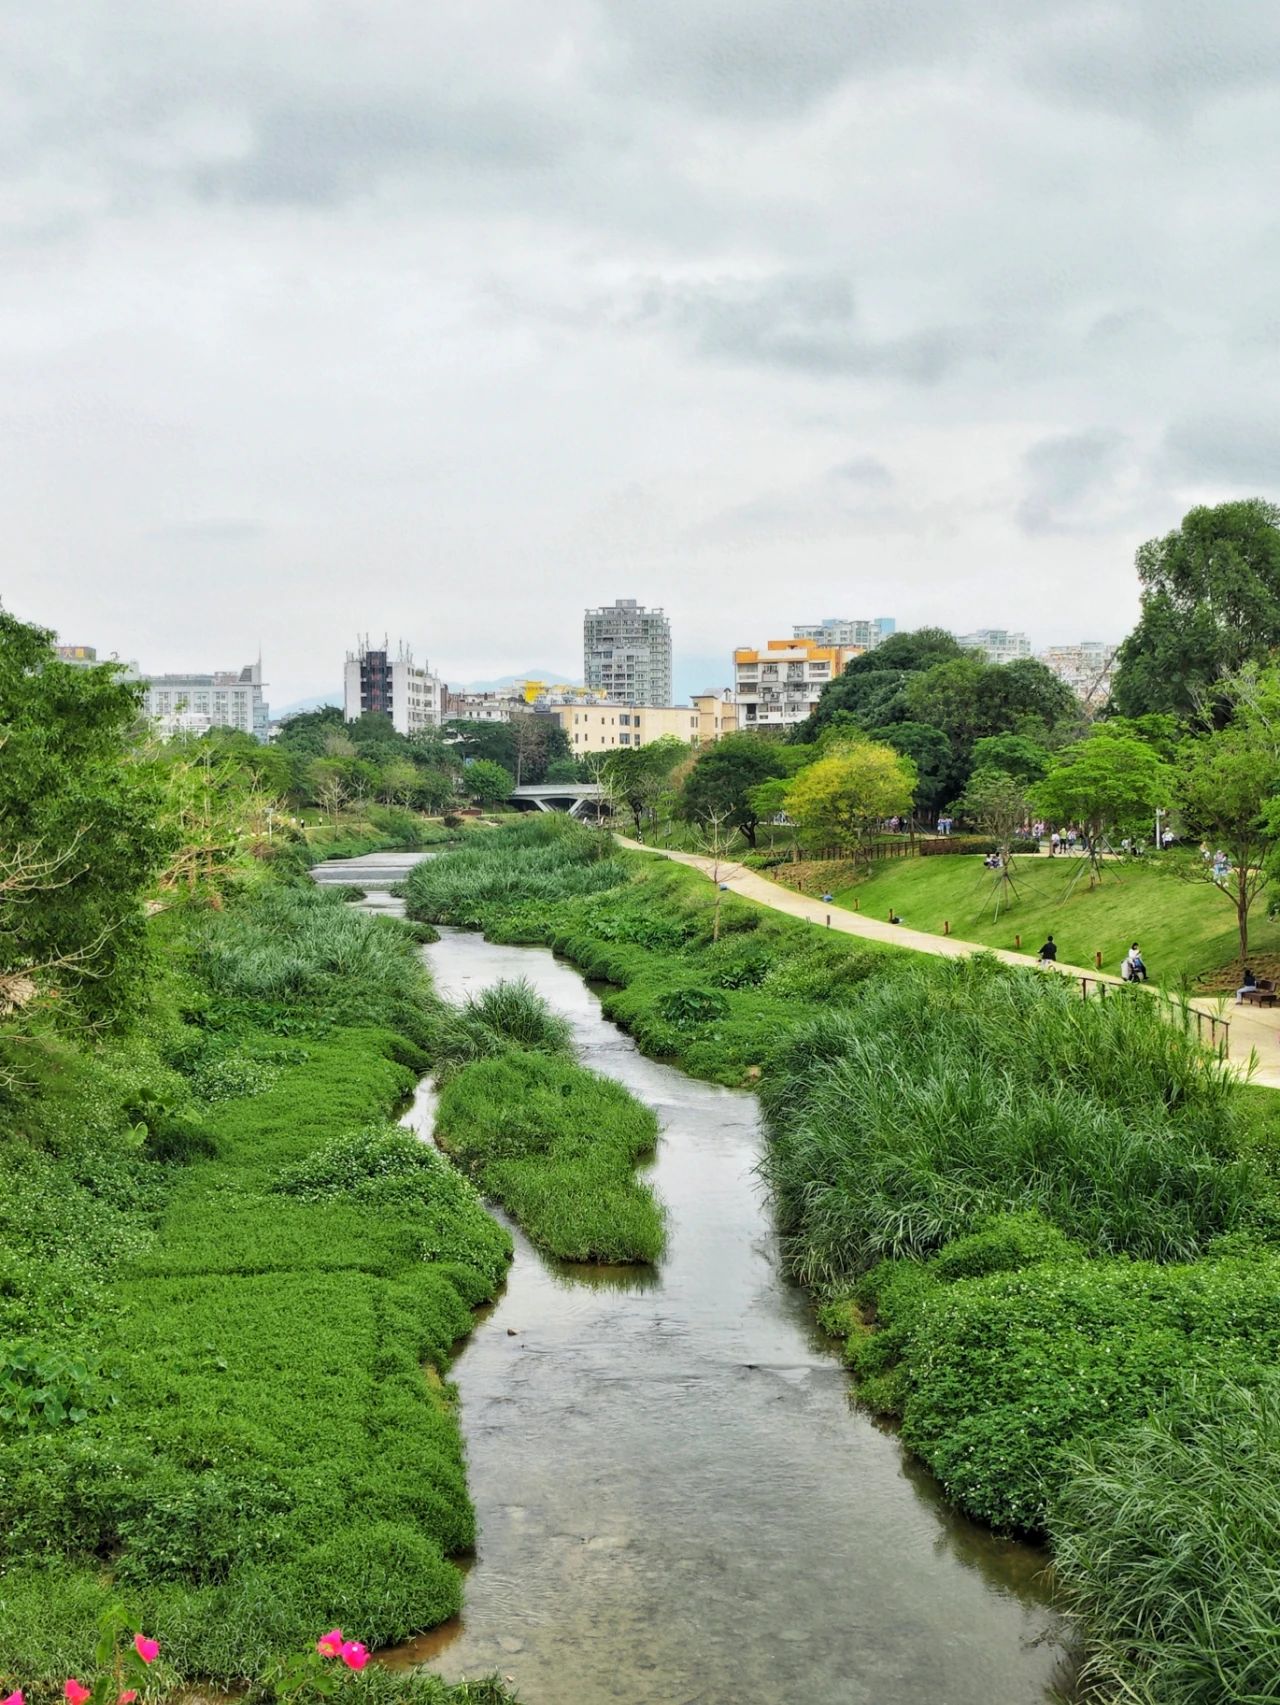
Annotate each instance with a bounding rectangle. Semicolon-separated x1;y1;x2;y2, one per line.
616;838;1280;1091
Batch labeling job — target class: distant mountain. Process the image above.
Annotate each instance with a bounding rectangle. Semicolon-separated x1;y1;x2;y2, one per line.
273;694;341;720
457;670;573;692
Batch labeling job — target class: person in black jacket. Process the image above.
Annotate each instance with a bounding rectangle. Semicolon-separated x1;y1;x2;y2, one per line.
1037;935;1058;963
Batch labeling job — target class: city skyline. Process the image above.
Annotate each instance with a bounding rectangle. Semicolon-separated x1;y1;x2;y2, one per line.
6;4;1273;711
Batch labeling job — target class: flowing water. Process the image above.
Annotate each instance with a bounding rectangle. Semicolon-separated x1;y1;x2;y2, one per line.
343;860;1072;1704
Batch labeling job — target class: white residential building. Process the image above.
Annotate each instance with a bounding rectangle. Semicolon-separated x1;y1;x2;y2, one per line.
583;599;672;707
733;638;858;730
343;639;441;735
1039;641;1119;709
957;629;1033;666
792;616;895;650
142;660;268;741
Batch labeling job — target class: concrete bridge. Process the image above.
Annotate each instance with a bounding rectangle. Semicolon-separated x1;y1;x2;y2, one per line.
510;782;606;818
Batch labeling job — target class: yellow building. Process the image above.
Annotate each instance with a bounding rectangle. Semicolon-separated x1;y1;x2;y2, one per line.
553;703;704;753
733;638;859;730
690;689;740;743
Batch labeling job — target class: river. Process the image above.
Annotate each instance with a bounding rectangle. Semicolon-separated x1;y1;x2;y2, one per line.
342;858;1072;1704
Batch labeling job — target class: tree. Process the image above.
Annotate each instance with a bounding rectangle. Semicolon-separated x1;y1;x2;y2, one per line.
1178;729;1277;966
968;733;1051;785
1111;499;1280;719
272;704;346;757
783;740;916;864
793;627;965;742
679;733;789;848
691;808;741;942
0;611;169;1023
867;721;951;819
464;759;515;808
412;768;457;813
1033;731;1171;881
601;737;688;836
378;759;420;807
448;717;570;785
308;757;351;821
960;767;1030;916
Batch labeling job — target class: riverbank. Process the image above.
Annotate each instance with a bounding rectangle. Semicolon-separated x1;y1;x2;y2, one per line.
0;870;516;1693
390;914;1069;1703
405;816;1280;1703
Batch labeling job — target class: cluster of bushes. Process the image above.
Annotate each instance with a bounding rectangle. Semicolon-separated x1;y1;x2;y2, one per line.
0;878;512;1688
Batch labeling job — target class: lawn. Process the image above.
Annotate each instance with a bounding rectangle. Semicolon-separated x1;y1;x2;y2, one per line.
831;851;1280;986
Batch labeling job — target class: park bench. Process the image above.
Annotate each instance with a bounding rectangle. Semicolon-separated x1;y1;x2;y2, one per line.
1240;980;1278;1007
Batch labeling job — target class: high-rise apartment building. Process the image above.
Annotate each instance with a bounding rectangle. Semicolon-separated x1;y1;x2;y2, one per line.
957;629;1033;666
142;660;268;740
792;616;895;650
733;638;857;730
344;639;441;735
1039;642;1118;709
583;600;672;708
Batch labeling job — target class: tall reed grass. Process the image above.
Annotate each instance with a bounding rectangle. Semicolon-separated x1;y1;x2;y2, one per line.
760;956;1253;1282
404;814;627;927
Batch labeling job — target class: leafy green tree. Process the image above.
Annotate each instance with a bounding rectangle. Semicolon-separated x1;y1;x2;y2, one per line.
1034;731;1171;879
447;716;569;784
793;627;964;741
1111;499;1280;718
412;768;457;812
272;704;345;756
0;611;169;1023
783;740;916;864
544;757;582;783
1178;728;1278;965
602;737;688;836
679;733;789;847
969;733;1051;785
378;759;420;807
465;759;516;807
867;721;951;818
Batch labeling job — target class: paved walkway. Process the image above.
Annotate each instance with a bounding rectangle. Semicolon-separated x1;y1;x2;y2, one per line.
615;838;1280;1091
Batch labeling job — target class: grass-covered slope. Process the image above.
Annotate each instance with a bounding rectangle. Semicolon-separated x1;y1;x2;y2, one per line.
0;880;511;1689
830;848;1280;984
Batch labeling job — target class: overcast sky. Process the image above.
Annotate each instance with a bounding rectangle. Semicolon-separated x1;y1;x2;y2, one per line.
5;1;1278;708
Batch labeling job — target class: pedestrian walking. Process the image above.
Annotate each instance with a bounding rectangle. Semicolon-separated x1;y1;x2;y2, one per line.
1038;935;1058;963
1050;831;1061;856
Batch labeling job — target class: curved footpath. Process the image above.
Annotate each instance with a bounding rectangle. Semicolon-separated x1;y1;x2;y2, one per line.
615;837;1280;1091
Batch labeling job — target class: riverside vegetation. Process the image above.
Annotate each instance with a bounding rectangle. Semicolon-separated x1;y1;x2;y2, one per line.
406;815;1280;1705
0;614;533;1699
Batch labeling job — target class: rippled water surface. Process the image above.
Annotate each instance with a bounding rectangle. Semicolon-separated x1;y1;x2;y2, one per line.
343;860;1071;1704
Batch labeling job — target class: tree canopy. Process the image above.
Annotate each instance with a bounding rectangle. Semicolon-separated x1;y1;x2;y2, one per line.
1033;731;1171;875
1111;499;1280;719
0;611;169;1023
783;740;916;863
680;733;791;847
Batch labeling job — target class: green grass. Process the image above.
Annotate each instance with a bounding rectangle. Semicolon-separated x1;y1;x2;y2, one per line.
435;1052;665;1263
831;849;1280;984
0;880;512;1689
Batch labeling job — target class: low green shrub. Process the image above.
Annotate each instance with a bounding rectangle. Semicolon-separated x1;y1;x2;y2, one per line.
436;1051;664;1262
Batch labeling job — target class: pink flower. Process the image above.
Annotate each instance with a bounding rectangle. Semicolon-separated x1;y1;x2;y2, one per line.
118;1692;138;1703
4;1690;24;1705
64;1683;90;1705
339;1642;369;1672
316;1630;345;1658
132;1638;159;1667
